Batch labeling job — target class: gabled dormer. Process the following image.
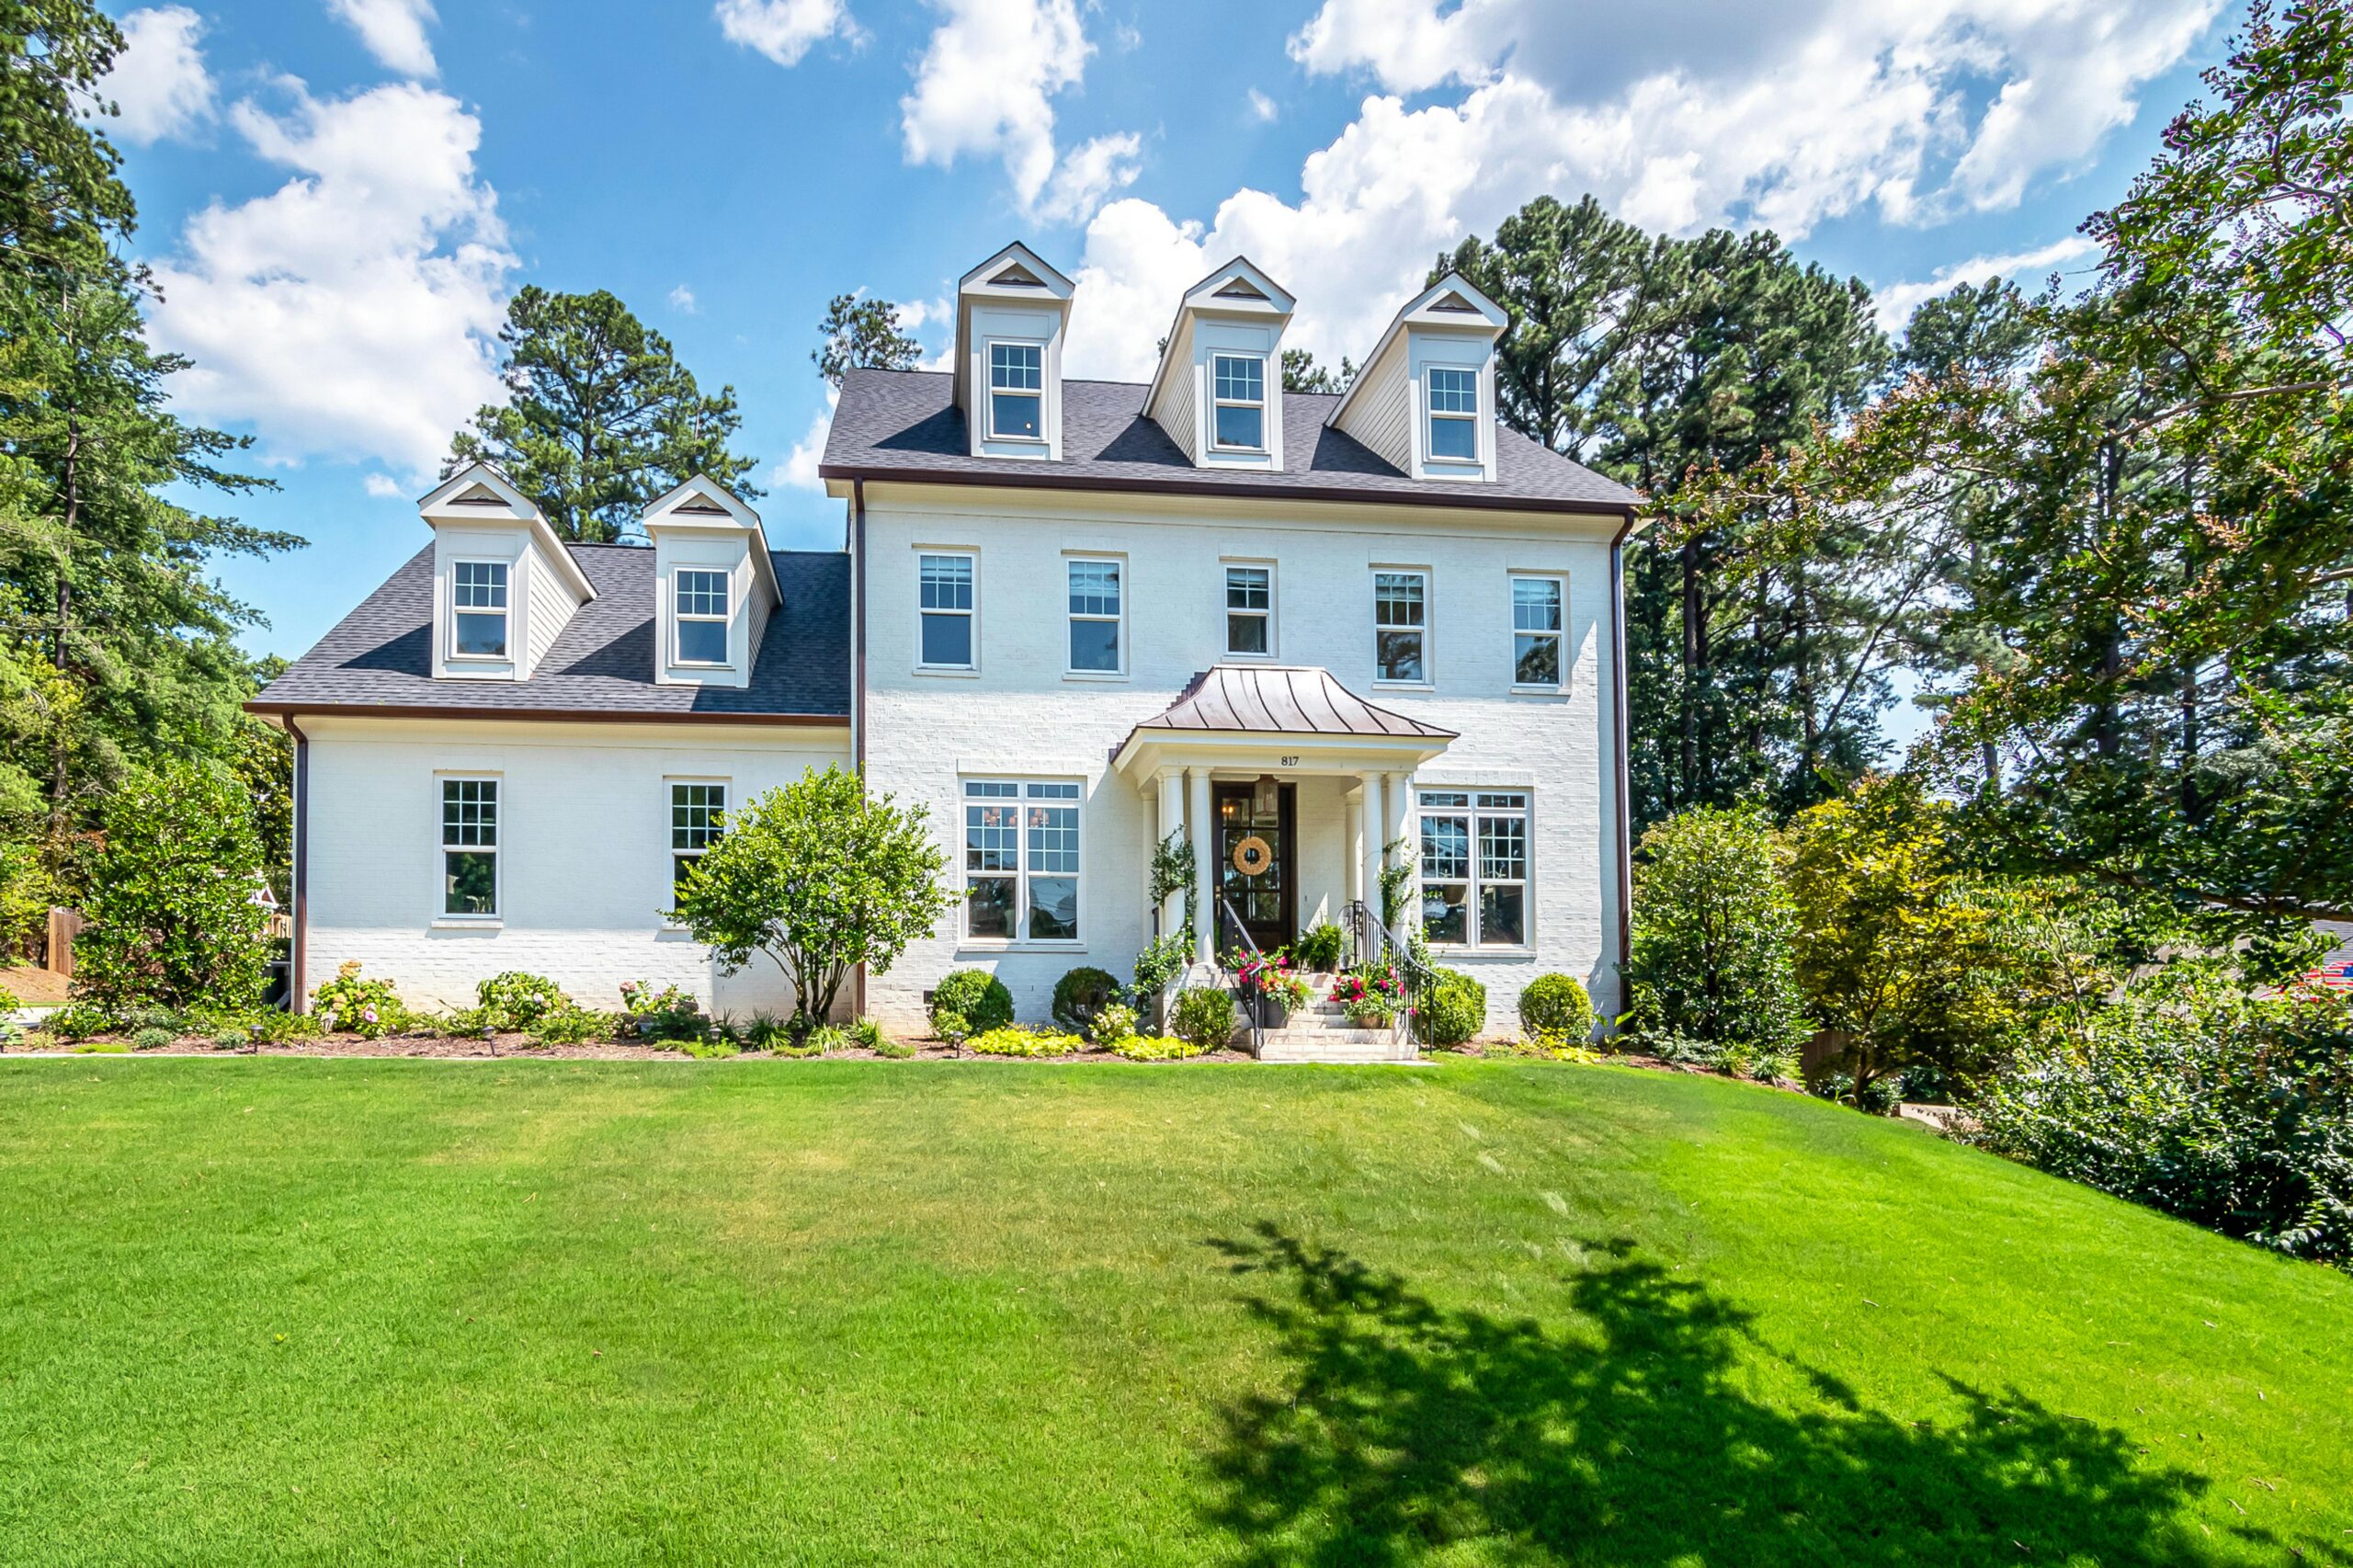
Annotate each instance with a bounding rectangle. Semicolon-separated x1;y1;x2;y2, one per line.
951;242;1074;461
418;462;597;681
1142;257;1296;472
1328;273;1508;483
642;475;779;688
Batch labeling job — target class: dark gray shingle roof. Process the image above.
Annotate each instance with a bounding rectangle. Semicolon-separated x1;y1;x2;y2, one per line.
252;543;851;721
821;369;1639;512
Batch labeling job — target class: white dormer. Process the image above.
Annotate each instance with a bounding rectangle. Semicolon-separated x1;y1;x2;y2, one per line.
951;242;1074;461
1327;273;1508;483
1142;257;1296;472
418;462;597;682
642;475;779;688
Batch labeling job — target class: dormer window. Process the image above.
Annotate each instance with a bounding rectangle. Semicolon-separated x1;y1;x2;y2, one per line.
676;569;730;665
452;561;509;658
1211;354;1267;451
1427;368;1479;461
988;343;1044;440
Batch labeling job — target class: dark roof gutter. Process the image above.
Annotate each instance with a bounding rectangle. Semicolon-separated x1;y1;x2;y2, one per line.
243;700;848;727
1608;506;1637;1029
819;461;1637;519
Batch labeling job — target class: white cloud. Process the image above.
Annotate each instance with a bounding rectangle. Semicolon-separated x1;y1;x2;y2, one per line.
668;283;699;313
900;0;1137;223
774;395;836;494
1247;88;1279;124
1872;234;2097;329
1061;0;2217;381
362;472;405;498
143;78;515;481
714;0;861;67
327;0;438;78
97;7;214;145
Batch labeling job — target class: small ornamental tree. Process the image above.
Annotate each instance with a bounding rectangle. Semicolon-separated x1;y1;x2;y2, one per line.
1623;804;1810;1059
670;765;957;1025
74;760;271;1014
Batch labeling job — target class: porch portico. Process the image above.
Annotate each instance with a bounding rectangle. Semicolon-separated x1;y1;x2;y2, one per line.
1113;665;1456;967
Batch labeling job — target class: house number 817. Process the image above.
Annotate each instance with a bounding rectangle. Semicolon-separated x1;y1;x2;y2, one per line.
1280;756;1299;767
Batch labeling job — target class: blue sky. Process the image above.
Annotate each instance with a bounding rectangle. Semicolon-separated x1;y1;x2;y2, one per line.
93;0;2236;665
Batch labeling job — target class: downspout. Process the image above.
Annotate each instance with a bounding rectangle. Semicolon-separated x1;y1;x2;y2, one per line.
1608;510;1636;1031
851;478;869;1020
284;713;311;1014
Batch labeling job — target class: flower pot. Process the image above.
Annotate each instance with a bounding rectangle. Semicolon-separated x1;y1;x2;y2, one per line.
1252;992;1292;1028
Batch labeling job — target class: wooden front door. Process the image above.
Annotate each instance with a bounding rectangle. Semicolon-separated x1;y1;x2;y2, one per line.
1214;781;1295;957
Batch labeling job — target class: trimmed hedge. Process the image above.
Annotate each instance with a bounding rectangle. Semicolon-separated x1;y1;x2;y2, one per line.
1416;967;1486;1047
1051;966;1122;1033
1519;973;1596;1043
931;968;1014;1038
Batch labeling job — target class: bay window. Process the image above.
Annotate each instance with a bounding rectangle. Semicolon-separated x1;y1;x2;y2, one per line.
963;779;1082;942
1418;790;1529;947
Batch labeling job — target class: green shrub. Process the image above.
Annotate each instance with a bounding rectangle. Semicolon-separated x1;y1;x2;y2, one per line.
477;971;566;1030
1518;973;1595;1043
1415;968;1486;1046
1170;987;1235;1052
967;1025;1082;1058
931;969;1013;1036
618;981;706;1042
1088;1001;1138;1044
1625;805;1811;1058
529;1004;610;1046
210;1027;245;1051
871;1034;916;1059
1051;966;1121;1033
44;1003;109;1041
130;1026;175;1051
1131;933;1190;1003
73;759;271;1015
125;1003;181;1035
1109;1033;1204;1061
312;962;404;1038
802;1023;855;1056
849;1017;888;1051
678;1035;740;1059
1294;921;1345;972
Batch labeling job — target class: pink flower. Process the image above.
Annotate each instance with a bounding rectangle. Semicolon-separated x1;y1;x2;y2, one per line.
361;1006;378;1023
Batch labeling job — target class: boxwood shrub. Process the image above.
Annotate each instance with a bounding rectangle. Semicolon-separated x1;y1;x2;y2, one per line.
1518;973;1595;1044
931;968;1013;1037
1051;966;1121;1033
1416;967;1486;1047
1170;987;1235;1052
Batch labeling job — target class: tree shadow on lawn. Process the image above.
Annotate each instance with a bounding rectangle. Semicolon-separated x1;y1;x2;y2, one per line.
1199;1225;2278;1567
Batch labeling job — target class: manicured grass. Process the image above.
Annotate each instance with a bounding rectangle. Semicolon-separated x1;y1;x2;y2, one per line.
2;1058;2347;1565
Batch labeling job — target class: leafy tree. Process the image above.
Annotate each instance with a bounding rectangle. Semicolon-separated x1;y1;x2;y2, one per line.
448;287;759;542
73;757;270;1013
1279;347;1357;394
0;1;134;273
669;765;959;1025
1623;805;1811;1058
813;292;920;387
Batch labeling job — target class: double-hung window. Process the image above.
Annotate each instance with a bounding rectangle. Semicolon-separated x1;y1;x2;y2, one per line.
1511;575;1563;687
963;779;1081;942
675;569;730;665
441;778;499;917
1225;564;1272;656
1211;354;1266;450
670;782;724;901
918;551;975;669
988;343;1043;439
451;562;508;658
1374;570;1427;683
1418;790;1529;947
1427;368;1479;461
1067;557;1122;674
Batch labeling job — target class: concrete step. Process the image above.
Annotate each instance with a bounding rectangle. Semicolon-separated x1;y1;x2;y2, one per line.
1257;1026;1395;1047
1256;1039;1420;1063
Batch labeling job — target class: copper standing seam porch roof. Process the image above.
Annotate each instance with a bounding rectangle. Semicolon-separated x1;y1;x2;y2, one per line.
1120;665;1459;755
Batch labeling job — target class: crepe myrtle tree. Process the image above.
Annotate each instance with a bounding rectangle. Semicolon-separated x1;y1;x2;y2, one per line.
668;765;958;1027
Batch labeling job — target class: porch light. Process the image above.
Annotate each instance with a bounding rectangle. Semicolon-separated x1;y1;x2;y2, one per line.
1252;773;1279;816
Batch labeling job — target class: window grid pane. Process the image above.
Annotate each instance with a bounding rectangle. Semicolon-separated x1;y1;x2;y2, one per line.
671;783;725;851
1375;574;1426;627
1512;578;1561;631
441;778;497;847
919;555;973;610
989;344;1041;390
453;562;507;608
676;570;729;619
1226;567;1270;610
1428;369;1477;412
963;779;1081;942
1213;356;1263;403
1067;560;1120;616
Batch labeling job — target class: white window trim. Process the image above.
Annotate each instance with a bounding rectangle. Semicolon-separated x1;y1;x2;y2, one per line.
1508;573;1568;693
673;568;733;669
1222;559;1276;660
984;338;1048;445
1423;364;1483;468
434;772;502;926
665;777;728;924
915;548;980;676
1208;352;1268;454
1416;788;1534;953
448;558;512;664
1371;566;1433;688
1063;553;1128;680
960;778;1086;950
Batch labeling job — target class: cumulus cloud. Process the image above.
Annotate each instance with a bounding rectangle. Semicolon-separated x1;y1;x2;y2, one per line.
97;6;215;145
1871;234;2099;330
327;0;439;78
668;283;699;313
1059;0;2218;381
362;472;405;498
144;78;515;481
714;0;861;67
900;0;1138;223
774;395;836;494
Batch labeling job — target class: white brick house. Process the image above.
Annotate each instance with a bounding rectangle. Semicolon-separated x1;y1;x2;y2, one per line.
253;244;1642;1038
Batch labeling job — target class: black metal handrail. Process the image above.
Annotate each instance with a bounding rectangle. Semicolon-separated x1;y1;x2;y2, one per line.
1219;895;1263;1056
1342;898;1433;1050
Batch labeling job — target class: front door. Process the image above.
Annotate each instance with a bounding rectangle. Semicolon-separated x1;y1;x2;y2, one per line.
1214;781;1295;957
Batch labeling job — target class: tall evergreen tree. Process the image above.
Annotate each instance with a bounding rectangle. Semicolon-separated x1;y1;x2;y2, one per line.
449;287;759;543
813;292;920;387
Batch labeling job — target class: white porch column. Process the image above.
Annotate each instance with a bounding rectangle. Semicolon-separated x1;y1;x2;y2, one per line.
1154;768;1185;939
1358;771;1386;935
1345;793;1363;908
1188;767;1215;965
1387;770;1415;942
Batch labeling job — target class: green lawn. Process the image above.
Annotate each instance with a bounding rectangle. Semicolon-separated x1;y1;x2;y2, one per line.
2;1058;2347;1565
